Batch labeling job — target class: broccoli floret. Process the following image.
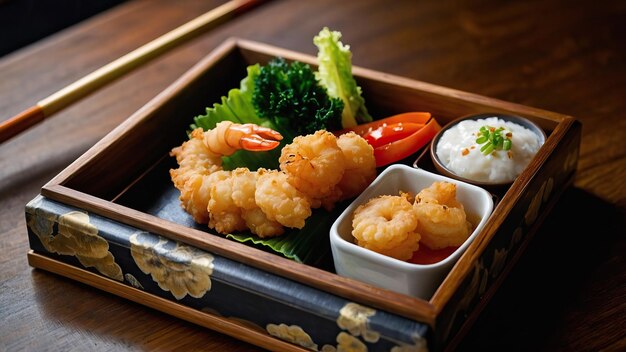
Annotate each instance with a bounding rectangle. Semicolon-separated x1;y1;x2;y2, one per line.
252;58;344;136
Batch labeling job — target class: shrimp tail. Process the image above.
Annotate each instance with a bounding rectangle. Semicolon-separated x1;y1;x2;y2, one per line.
226;122;283;152
240;135;281;151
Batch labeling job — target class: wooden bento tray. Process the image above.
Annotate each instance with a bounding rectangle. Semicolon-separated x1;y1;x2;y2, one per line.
33;38;581;349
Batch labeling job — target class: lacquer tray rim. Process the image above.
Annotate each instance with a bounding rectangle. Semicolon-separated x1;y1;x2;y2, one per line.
40;37;577;326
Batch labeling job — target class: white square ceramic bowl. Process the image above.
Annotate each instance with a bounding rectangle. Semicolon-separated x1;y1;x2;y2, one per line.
330;164;494;299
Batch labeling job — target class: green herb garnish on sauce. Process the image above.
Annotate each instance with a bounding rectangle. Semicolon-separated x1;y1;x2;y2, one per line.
476;125;512;155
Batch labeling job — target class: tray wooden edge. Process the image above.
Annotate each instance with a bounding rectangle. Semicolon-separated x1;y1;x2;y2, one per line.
27;250;308;352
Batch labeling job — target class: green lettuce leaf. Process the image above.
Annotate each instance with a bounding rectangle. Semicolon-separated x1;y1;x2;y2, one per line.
314;27;372;128
226;202;348;264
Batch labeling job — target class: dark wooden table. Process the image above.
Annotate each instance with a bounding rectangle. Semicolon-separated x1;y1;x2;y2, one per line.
1;0;624;350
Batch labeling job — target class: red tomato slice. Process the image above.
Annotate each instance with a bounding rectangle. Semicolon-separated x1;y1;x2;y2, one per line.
335;112;432;137
334;112;439;167
362;122;425;148
373;117;441;167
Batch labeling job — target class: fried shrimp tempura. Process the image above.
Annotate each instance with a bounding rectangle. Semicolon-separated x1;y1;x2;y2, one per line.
255;169;312;229
333;132;377;200
230;168;286;238
241;208;284;238
413;181;472;249
169;132;222;224
279;130;345;206
351;193;420;261
208;170;247;234
170;122;376;238
350;181;473;261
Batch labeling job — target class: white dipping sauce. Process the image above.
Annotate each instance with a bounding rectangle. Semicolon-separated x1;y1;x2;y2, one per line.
436;117;542;183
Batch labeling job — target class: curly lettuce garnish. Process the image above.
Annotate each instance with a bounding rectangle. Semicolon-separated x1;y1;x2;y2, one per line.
314;27;372;128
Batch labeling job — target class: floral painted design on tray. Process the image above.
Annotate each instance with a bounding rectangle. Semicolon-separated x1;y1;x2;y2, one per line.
202;307;267;334
489;247;508;279
525;181;547;226
124;273;144;289
129;231;214;300
524;175;556;227
336;303;380;343
390;335;429;352
562;146;579;173
511;226;524;249
266;323;318;351
26;200;123;281
441;259;488;342
321;332;367;352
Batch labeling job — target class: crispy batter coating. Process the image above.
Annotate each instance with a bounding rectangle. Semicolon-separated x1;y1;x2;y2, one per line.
255;169;312;229
351;182;473;261
333;131;377;200
241;208;285;238
208;171;247;234
230;168;259;210
170;123;375;238
413;181;472;249
352;193;421;260
279;130;345;204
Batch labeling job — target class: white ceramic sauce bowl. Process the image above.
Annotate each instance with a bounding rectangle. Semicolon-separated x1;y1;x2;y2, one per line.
330;164;494;299
430;113;546;190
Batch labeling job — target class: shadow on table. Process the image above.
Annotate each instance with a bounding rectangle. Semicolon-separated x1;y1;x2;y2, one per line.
457;186;625;351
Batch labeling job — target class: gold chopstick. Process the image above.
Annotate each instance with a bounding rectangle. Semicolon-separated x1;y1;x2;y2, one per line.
0;0;263;144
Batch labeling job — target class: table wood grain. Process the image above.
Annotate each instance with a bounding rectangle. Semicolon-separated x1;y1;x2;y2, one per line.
1;0;624;350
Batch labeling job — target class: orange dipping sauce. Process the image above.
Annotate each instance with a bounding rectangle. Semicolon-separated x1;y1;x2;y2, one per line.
408;245;458;265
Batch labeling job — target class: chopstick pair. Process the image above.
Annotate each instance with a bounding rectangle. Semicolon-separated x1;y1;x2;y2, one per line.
0;0;263;144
